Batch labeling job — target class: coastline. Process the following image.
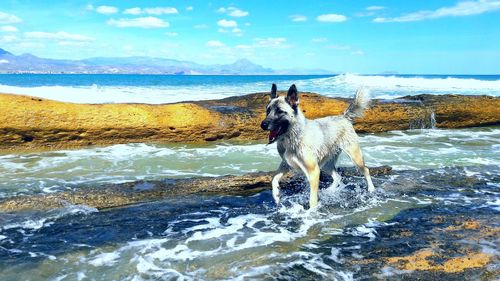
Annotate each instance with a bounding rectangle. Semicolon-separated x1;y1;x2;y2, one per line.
1;91;499;152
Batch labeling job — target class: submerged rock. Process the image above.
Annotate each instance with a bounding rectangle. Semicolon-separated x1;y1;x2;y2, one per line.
0;166;392;212
0;92;498;150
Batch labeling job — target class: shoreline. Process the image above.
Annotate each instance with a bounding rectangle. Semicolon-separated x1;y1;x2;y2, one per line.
0;91;499;152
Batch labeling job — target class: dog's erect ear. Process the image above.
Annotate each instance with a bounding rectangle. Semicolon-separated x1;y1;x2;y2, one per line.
286;84;299;109
270;83;278;99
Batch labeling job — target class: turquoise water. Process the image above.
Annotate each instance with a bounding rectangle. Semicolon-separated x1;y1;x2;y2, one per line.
0;74;499;103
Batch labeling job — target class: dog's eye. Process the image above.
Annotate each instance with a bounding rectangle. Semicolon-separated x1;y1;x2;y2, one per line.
276;109;285;115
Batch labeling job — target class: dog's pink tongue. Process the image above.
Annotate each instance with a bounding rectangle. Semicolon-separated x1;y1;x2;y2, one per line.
269;130;278;142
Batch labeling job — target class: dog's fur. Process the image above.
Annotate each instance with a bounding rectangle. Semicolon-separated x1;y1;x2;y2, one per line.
260;84;375;208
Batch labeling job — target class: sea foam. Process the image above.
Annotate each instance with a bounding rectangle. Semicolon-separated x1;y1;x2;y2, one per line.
0;74;498;104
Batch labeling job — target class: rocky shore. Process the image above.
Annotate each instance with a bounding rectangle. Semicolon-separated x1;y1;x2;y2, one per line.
0;166;392;212
0;92;498;151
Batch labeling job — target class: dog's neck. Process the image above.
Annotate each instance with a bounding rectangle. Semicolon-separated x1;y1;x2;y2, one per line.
278;107;307;150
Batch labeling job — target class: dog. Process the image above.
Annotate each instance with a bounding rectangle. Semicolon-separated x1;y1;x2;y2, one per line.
260;84;375;208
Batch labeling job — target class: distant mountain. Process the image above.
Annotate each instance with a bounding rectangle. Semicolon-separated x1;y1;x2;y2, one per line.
0;48;12;56
0;48;334;75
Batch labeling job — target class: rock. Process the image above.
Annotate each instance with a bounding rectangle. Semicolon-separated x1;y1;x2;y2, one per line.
0;92;498;151
0;166;392;212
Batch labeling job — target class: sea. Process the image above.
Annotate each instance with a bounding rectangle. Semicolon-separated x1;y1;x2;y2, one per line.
0;74;499;280
0;73;499;103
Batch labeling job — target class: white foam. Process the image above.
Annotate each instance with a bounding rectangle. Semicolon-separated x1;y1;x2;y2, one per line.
1;74;498;104
318;73;500;91
88;251;121;267
1;127;498;199
0;204;98;231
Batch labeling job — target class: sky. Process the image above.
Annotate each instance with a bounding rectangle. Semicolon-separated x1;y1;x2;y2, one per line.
0;0;499;74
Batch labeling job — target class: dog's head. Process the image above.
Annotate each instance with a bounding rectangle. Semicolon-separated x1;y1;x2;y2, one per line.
260;84;299;144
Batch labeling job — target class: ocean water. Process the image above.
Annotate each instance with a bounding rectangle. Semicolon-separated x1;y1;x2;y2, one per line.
0;74;499;103
0;74;499;280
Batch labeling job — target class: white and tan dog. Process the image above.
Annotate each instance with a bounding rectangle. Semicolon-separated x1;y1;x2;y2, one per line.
260;84;375;208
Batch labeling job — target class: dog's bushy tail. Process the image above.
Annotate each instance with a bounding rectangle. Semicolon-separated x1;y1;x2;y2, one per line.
343;88;371;121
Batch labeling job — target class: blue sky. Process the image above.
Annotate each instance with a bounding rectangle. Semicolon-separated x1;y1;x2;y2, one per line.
0;0;499;74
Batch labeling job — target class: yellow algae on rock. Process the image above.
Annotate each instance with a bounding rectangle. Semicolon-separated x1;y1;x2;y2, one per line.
386;249;493;273
0;92;498;151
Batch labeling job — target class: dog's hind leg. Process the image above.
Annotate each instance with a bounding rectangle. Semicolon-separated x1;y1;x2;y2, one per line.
323;154;342;190
344;143;375;192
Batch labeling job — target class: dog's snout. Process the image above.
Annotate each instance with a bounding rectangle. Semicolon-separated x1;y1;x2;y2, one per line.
261;120;270;130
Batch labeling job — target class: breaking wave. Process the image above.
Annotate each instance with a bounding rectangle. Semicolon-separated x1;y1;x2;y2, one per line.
0;74;498;104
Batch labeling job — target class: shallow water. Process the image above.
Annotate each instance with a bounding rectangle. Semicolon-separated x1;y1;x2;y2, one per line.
0;127;499;280
0;166;498;280
0;127;498;199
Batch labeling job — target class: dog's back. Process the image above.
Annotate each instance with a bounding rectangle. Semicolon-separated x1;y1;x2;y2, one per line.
298;89;370;165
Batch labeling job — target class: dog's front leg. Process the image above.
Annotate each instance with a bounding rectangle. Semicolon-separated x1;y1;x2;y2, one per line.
272;161;289;204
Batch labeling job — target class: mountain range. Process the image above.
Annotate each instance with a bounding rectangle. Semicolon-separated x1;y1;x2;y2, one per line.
0;48;333;75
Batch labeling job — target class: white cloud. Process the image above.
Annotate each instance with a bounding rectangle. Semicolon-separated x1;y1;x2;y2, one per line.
186;6;194;11
206;40;225;47
366;6;386;11
0;11;22;24
218;7;249;17
228;8;248;17
290;15;307;22
0;59;8;64
217;19;238;28
0;35;16;42
236;44;252;49
194;24;208;29
165;32;178;36
144;7;178;15
232;27;242;36
96;6;118;15
316;14;348;22
123;8;142;15
107;17;169;28
0;25;18;32
57;41;90;46
374;0;500;22
25;31;95;42
123;7;178;15
312;37;328;43
254;37;289;48
122;45;134;51
324;43;365;55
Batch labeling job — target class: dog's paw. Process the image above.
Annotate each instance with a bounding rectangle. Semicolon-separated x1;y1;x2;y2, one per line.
272;185;281;204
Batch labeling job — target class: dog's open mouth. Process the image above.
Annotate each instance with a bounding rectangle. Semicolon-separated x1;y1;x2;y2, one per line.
268;125;286;144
